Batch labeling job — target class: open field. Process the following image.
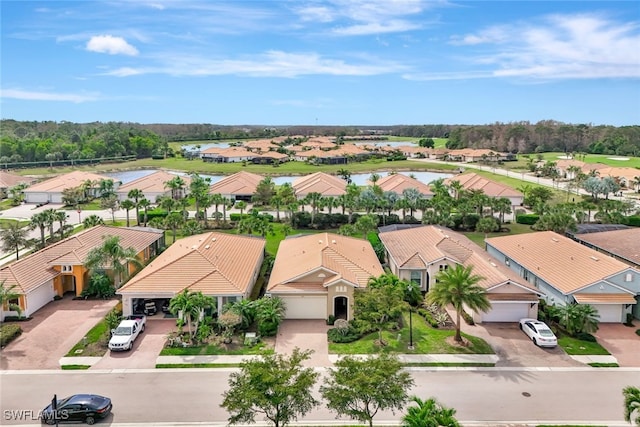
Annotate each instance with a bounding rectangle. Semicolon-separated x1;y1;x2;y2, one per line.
506;152;640;170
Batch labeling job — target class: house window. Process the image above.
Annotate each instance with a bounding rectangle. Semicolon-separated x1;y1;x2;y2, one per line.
8;298;19;307
504;257;510;266
439;265;448;272
522;269;529;281
61;265;72;273
625;273;633;282
410;271;421;287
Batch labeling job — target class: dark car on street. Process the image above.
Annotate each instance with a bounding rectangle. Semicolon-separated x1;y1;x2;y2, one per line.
41;394;112;425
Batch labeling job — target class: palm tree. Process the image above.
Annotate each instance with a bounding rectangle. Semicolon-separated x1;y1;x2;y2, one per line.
127;188;145;225
402;396;460;427
623;386;640;426
41;208;57;242
0;223;29;260
426;264;490;343
137;198;151;226
234;200;247;217
164;176;186;200
84;235;144;288
164;211;185;242
169;289;200;341
29;212;48;248
337;168;351;183
120;199;135;227
559;303;600;336
83;214;105;229
53;210;68;240
0;279;23;319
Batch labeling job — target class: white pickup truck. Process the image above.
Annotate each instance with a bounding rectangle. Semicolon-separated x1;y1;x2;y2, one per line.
108;315;146;351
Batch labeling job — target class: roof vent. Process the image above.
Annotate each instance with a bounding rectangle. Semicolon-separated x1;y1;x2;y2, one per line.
319;240;323;244
212;238;216;242
590;256;599;261
490;262;496;267
204;245;210;250
551;238;558;242
332;240;336;244
191;245;197;249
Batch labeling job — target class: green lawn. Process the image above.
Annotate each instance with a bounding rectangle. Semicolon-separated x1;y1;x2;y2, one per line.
462;222;536;247
159;341;274;356
557;335;610;355
330;312;494;355
61;365;91;370
0;218;30;228
156;363;241;368
506;152;640;170
66;319;110;357
0;199;15;211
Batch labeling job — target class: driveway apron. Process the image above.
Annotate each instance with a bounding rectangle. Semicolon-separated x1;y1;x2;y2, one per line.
0;297;117;370
275;320;331;367
594;323;640;367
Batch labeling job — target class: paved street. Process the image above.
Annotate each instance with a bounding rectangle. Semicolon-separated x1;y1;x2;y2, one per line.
0;368;638;426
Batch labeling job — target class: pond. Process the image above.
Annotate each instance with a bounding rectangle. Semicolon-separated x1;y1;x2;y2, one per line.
105;170;452;187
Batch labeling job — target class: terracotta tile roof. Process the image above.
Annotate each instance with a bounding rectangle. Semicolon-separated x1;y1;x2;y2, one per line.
375;174;433;196
597;167;640;180
0;171;35;188
300;139;336;149
573;293;636;304
242;139;282;150
379;225;537;292
255;151;289;160
209;171;264;196
292;172;347;197
574;228;640;266
295;148;334;158
486;231;632;294
215;147;256;158
556;159;586;169
487;293;540;302
118;232;265;296
24;170;111;193
443;173;522;198
0;225;163;294
117;171;191;194
267;233;384;292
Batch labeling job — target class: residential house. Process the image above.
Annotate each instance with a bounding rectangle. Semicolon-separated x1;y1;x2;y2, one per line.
118;232;265;317
379;225;542;323
23;170;114;204
374;173;434;198
202;147;257;163
292;172;347;198
486;231;640;322
116;171;191;202
444;173;524;207
267;233;384;320
0;171;35;197
570;226;640;269
209;171;264;201
0;225;164;320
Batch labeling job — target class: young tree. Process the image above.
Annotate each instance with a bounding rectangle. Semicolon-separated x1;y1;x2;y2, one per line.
354;275;406;346
83;214;105;229
354;214;379;239
623;386;640;426
402;396;460;427
475;217;499;241
221;348;319;427
426;264;490;343
137;198;151;226
0;222;29;260
252;176;276;206
320;353;414;427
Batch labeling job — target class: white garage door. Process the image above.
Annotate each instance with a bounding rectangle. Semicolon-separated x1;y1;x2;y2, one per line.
279;295;326;319
481;302;530;322
25;192;49;203
26;281;55;317
591;304;623;323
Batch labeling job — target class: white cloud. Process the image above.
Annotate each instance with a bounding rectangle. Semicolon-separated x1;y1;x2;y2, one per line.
0;89;99;103
86;35;139;56
333;20;422;36
296;5;335;23
447;13;640;80
103;50;407;78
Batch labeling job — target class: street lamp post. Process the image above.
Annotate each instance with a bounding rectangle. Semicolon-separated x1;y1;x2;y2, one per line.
77;207;82;224
408;307;414;351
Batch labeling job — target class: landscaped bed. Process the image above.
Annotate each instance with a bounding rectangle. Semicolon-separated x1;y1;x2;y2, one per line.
557;335;610;356
159;336;275;356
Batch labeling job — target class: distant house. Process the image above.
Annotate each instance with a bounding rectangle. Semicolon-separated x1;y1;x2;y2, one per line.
0;225;164;320
570;227;640;269
444;173;524;207
116;171;192;202
202;147;257;163
0;171;35;196
379;225;542;323
486;231;640;322
292;172;347;199
251;151;289;164
209;171;264;201
374;173;433;198
118;232;265;317
446;149;514;163
267;233;384;321
23;170;114;204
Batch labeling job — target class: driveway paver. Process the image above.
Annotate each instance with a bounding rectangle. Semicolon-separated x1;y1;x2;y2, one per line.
90;318;176;370
0;296;117;370
593;322;640;367
275;320;331;367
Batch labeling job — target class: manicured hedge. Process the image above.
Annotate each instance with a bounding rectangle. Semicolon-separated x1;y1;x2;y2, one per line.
138;208;168;223
627;216;640;227
0;324;23;347
516;214;540;225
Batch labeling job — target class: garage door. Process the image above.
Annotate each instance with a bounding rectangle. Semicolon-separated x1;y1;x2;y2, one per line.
279;295;326;319
25;192;49;203
26;281;55;317
481;302;530;322
591;304;623;323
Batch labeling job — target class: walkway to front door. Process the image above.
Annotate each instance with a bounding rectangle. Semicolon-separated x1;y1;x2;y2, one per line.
275;320;331;367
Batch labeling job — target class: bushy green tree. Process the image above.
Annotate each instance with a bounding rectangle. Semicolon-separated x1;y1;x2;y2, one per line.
402;396;460;427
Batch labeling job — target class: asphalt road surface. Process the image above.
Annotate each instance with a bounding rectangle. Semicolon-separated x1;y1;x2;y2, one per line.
1;368;638;426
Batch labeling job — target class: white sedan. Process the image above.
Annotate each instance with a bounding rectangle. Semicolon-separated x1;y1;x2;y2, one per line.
519;318;558;347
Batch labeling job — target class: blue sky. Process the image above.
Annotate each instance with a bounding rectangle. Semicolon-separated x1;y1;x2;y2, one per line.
1;1;639;126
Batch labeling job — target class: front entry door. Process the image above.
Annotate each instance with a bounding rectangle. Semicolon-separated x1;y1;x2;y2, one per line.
334;296;348;320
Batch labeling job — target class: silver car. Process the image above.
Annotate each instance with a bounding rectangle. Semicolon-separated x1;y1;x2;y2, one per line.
519;318;558;347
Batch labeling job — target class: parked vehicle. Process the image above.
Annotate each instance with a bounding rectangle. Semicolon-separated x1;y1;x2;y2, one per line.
108;315;146;351
143;300;157;316
41;394;112;425
519;318;558;347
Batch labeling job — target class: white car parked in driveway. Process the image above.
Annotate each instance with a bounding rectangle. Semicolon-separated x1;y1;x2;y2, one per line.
519;318;558;348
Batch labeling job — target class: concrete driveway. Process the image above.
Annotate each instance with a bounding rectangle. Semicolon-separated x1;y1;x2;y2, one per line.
275;320;331;367
90;318;176;370
594;323;640;367
461;322;582;367
0;296;117;370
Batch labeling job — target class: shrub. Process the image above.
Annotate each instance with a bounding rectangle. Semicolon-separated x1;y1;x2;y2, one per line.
139;208;167;224
327;327;361;343
625;313;635;326
627;216;640;227
326;315;336;326
0;324;22;347
258;321;278;337
575;332;597;342
461;310;475;325
516;214;540;225
81;274;115;299
636;329;640;337
417;308;439;328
